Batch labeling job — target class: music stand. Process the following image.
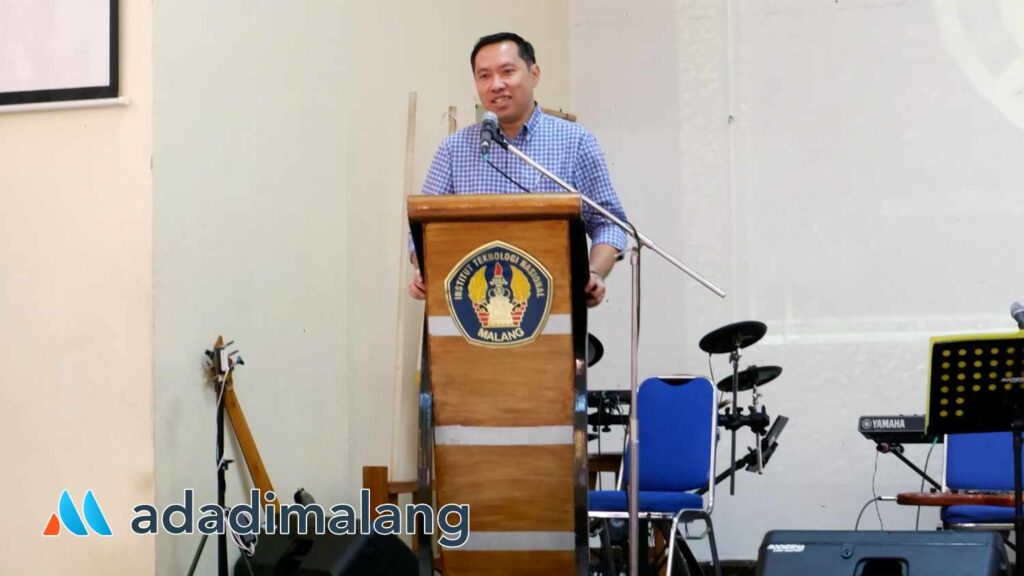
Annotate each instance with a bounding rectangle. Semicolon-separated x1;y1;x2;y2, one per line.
925;331;1024;576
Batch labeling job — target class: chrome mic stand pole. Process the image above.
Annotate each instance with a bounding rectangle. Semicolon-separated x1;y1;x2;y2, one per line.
498;136;725;576
628;246;641;576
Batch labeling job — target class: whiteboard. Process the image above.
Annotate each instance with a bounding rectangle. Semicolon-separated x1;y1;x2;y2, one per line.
0;0;117;105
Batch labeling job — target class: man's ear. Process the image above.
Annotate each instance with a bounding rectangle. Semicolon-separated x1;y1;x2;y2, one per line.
529;63;541;84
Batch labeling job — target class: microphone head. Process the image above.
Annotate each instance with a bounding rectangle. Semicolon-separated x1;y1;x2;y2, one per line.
479;111;500;156
1013;302;1024;315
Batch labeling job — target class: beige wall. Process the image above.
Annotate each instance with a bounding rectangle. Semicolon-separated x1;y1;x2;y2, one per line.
0;1;154;574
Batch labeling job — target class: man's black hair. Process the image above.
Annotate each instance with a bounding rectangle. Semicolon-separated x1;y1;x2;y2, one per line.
470;32;536;71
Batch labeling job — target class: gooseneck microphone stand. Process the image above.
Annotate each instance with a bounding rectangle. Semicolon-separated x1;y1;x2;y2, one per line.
489;126;726;576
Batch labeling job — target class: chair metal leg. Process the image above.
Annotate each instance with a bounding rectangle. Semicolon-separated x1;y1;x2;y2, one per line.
674;540;702;576
666;511;722;576
667;512;684;576
657;520;702;576
599;519;617;576
703;514;722;576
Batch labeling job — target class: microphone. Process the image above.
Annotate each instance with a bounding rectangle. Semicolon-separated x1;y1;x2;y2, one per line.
480;111;499;156
478;110;529;193
1012;302;1024;330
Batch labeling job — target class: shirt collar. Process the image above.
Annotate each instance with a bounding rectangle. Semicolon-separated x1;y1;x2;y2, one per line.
518;103;544;141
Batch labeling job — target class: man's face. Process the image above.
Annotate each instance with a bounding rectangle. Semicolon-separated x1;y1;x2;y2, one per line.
473;41;540;127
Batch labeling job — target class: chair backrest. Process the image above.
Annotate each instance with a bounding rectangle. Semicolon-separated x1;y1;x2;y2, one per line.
945;431;1019;491
622;376;716;492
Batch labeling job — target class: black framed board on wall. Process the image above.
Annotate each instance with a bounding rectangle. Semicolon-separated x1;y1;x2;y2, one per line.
0;0;118;106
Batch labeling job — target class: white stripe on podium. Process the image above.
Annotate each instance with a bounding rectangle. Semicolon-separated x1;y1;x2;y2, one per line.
427;316;460;336
542;313;572;335
427;314;572;337
435;425;573;446
454;531;576;552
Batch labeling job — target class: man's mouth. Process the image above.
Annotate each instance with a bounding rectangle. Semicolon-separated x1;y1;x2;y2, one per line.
492;96;512;105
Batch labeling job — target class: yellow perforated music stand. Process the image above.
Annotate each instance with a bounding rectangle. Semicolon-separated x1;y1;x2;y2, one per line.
926;331;1024;435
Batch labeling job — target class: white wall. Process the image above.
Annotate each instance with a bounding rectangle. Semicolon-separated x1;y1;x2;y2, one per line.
572;0;1024;560
0;1;154;574
152;2;569;573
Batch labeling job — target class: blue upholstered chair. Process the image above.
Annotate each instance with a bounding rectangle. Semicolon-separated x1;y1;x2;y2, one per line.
588;376;721;576
942;432;1020;531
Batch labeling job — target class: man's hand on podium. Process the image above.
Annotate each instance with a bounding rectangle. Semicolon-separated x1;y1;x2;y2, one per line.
585;243;618;308
585;271;605;308
409;268;426;300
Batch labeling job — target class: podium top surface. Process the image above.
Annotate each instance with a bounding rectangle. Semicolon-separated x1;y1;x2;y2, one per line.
408;193;581;223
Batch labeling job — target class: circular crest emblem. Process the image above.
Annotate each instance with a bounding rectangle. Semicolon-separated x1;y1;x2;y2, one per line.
444;241;553;348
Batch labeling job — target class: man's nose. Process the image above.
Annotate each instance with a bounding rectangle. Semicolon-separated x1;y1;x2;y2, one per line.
489;77;506;92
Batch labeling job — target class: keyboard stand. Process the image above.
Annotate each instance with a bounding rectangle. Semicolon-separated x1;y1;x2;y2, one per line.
873;440;942;491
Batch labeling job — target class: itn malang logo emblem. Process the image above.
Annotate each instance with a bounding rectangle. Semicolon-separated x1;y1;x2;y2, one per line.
445;241;553;347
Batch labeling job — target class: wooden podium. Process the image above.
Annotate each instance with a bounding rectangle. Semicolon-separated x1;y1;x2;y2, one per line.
408;194;590;576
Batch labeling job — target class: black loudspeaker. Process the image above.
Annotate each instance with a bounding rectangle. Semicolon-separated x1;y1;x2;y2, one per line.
237;531;418;576
756;530;1008;576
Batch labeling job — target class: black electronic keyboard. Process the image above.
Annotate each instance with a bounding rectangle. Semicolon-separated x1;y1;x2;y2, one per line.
588;390;629;430
587;389;630;409
858;414;942;445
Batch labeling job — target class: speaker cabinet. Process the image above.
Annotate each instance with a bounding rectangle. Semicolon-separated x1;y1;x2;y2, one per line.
238;532;418;576
756;530;1007;576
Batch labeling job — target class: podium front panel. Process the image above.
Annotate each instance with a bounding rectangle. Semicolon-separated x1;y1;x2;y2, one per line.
423;219;581;575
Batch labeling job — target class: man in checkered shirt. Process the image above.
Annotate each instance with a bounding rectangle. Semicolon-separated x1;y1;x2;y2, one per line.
409;32;628;308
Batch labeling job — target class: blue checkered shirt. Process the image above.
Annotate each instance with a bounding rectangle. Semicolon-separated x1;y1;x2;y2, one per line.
419;104;628;250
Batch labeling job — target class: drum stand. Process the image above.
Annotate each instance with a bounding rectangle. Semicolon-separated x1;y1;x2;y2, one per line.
750;379;766;474
727;347;742;494
722;348;767;492
700;322;769;495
